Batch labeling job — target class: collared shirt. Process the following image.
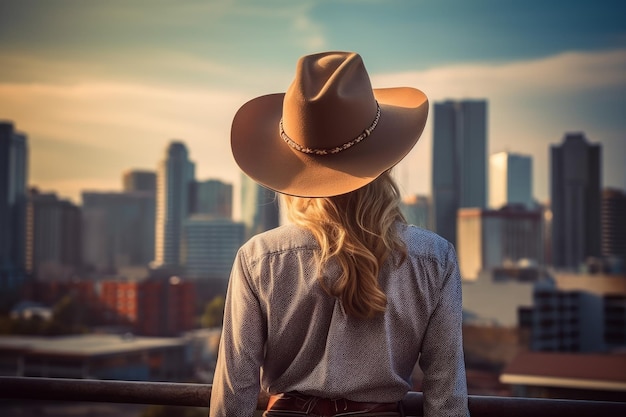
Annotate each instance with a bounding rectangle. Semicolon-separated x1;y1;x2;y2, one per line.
210;223;469;417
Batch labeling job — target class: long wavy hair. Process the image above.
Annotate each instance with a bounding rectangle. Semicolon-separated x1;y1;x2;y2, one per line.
282;170;407;319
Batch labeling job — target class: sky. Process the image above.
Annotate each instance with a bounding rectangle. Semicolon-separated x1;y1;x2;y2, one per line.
0;0;625;214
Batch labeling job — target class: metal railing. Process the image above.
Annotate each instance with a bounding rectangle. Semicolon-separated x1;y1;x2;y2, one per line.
1;376;625;416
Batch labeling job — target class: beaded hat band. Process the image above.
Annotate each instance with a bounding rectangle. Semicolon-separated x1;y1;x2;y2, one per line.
279;102;381;156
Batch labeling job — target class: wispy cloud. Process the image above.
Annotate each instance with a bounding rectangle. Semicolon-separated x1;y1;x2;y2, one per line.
371;49;626;98
1;48;623;204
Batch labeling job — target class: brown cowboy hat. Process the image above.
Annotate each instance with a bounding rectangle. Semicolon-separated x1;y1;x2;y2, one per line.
231;51;429;197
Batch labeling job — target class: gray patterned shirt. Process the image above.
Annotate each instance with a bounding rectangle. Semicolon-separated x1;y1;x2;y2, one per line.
210;223;469;416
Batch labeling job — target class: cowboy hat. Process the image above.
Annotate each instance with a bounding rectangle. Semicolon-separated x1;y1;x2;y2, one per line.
231;51;428;197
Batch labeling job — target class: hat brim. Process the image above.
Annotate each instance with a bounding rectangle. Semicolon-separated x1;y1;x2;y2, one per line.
231;87;428;197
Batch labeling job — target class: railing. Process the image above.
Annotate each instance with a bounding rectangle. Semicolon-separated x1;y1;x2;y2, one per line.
1;377;626;417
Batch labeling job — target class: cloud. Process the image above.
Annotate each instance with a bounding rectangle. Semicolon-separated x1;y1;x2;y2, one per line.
371;49;626;98
1;48;623;205
373;49;626;200
290;4;328;50
0;81;253;203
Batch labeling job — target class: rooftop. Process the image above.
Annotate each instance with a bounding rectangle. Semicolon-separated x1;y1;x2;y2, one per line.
0;334;185;356
501;351;626;392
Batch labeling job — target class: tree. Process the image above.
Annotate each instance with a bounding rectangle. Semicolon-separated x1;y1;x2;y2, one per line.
201;296;225;328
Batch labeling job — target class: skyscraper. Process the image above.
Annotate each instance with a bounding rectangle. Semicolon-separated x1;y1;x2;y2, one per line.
240;174;280;239
489;151;533;209
0;122;28;301
82;191;155;272
189;179;233;219
457;206;543;280
431;100;488;246
182;216;245;280
26;189;82;281
551;133;601;270
154;142;195;269
123;170;157;194
400;194;430;229
601;188;626;271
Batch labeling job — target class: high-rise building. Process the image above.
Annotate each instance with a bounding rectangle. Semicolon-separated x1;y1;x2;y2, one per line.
432;100;488;246
25;189;82;281
551;133;601;270
82;191;155;272
0;122;28;301
189;179;233;219
154;142;195;269
457;206;543;280
240;174;280;239
490;151;533;209
182;216;245;280
601;188;626;272
526;272;626;353
123;170;157;194
400;194;430;229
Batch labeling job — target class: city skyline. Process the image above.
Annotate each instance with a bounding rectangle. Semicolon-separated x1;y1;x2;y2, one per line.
0;1;624;205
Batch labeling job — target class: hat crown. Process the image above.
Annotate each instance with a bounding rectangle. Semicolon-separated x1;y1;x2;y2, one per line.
282;52;378;151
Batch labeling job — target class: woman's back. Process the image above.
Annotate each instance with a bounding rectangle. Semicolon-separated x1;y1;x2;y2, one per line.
211;223;467;413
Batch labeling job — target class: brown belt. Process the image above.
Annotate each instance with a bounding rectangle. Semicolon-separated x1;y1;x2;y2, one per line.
267;392;402;416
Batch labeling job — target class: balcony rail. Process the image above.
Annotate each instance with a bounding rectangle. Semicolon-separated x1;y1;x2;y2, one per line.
1;376;626;417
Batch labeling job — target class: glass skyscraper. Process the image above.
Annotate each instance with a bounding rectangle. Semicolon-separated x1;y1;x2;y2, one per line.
154;141;195;269
489;151;533;209
551;133;601;270
431;100;488;246
189;179;233;219
240;173;280;239
0;121;28;302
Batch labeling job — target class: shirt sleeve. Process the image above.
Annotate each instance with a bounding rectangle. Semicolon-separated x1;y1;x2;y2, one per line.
419;242;470;417
210;248;266;417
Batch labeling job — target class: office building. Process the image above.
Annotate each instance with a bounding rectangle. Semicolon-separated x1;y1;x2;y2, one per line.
604;294;626;349
462;268;541;327
189;179;233;219
154;142;195;269
99;276;196;337
25;189;82;281
529;283;603;352
432;100;488;246
82;191;155;272
0;122;28;301
551;133;601;270
400;194;430;229
123;170;157;194
240;173;279;239
601;188;626;271
490;151;533;209
457;206;543;280
182;216;245;280
524;272;626;353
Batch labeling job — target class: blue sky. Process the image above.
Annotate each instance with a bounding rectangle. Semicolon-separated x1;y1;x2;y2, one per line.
0;0;624;209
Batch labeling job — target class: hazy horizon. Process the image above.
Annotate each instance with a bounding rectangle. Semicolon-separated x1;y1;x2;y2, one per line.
1;0;624;209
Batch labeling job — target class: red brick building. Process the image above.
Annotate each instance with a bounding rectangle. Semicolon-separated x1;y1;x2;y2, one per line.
27;276;196;337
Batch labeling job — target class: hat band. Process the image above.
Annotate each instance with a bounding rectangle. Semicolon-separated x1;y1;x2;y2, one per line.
279;102;381;156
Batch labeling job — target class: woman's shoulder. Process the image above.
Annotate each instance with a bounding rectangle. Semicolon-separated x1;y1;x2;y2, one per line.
399;223;453;261
240;223;317;259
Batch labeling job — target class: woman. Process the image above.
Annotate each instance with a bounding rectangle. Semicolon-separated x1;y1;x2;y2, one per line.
210;51;469;417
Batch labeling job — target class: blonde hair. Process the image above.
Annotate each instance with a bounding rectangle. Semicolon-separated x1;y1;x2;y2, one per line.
282;171;407;319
